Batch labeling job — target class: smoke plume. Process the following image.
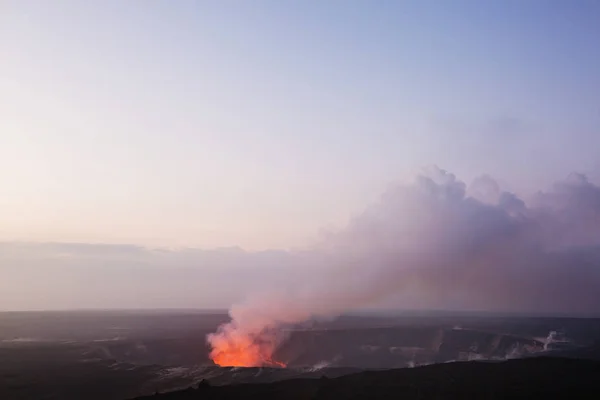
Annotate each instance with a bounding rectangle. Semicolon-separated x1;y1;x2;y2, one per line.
207;167;600;367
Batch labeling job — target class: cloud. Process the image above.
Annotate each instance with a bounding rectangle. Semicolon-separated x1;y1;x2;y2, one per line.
318;166;600;314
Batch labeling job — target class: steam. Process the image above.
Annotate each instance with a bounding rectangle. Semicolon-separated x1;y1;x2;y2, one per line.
308;361;331;372
207;167;600;366
544;331;558;351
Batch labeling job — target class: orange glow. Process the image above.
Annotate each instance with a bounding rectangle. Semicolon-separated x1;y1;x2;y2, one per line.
208;329;286;368
211;350;287;368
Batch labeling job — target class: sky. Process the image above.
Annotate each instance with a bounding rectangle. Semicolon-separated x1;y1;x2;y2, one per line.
1;1;600;311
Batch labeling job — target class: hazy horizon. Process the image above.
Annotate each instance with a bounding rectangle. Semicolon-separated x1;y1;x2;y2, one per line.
4;302;599;319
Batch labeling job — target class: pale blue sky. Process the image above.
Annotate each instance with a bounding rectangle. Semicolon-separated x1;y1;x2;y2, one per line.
2;0;600;250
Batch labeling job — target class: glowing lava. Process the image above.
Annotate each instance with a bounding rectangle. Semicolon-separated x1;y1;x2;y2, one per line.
210;346;287;368
207;324;287;368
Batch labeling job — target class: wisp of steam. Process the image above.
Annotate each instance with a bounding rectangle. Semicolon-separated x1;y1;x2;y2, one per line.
207;167;600;367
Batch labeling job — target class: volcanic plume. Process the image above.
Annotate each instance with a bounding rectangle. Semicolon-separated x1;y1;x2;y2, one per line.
207;167;600;367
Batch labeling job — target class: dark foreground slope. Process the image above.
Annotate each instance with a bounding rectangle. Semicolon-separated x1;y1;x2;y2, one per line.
135;357;600;400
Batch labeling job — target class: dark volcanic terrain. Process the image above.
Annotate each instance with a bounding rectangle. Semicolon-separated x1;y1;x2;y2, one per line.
134;357;600;400
1;311;599;399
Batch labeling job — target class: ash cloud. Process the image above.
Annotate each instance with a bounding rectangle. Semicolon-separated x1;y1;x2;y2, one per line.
208;167;600;365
